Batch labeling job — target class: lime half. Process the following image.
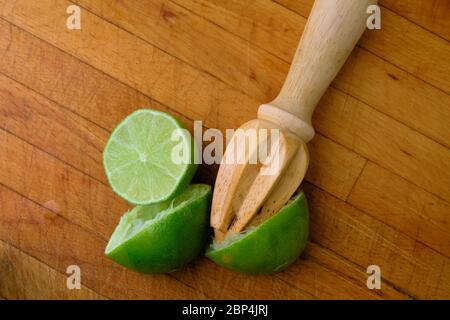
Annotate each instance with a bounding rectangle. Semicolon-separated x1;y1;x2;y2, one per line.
206;191;309;274
105;184;211;273
103;109;197;205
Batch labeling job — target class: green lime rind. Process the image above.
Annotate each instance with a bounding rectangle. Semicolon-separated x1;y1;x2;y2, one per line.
105;184;211;274
103;109;197;205
206;191;309;274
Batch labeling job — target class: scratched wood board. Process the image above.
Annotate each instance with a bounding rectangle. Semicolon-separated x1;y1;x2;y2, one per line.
0;0;449;299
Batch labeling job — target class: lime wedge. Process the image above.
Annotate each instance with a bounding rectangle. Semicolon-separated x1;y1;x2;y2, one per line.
206;191;309;274
105;184;211;273
103;109;197;205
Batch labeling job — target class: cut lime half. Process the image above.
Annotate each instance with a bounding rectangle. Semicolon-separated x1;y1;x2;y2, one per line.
105;184;211;274
103;109;197;205
206;191;309;274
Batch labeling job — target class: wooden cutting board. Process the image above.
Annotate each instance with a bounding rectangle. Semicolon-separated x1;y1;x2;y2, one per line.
0;0;449;299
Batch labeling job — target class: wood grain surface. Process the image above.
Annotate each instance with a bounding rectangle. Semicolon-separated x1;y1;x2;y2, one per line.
0;0;448;299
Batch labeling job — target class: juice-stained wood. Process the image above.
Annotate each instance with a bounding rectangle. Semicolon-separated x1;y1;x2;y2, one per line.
0;176;404;300
0;125;394;298
0;0;448;300
175;245;405;299
348;163;450;257
1;91;426;298
0;99;418;297
0;20;370;298
0;18;366;201
0;183;205;299
0;67;407;298
0;28;408;296
0;165;380;299
0;188;304;299
0;240;105;300
0;94;410;298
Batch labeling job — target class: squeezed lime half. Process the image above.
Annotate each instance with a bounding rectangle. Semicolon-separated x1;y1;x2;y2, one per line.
103;109;197;205
206;191;309;274
105;184;211;274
